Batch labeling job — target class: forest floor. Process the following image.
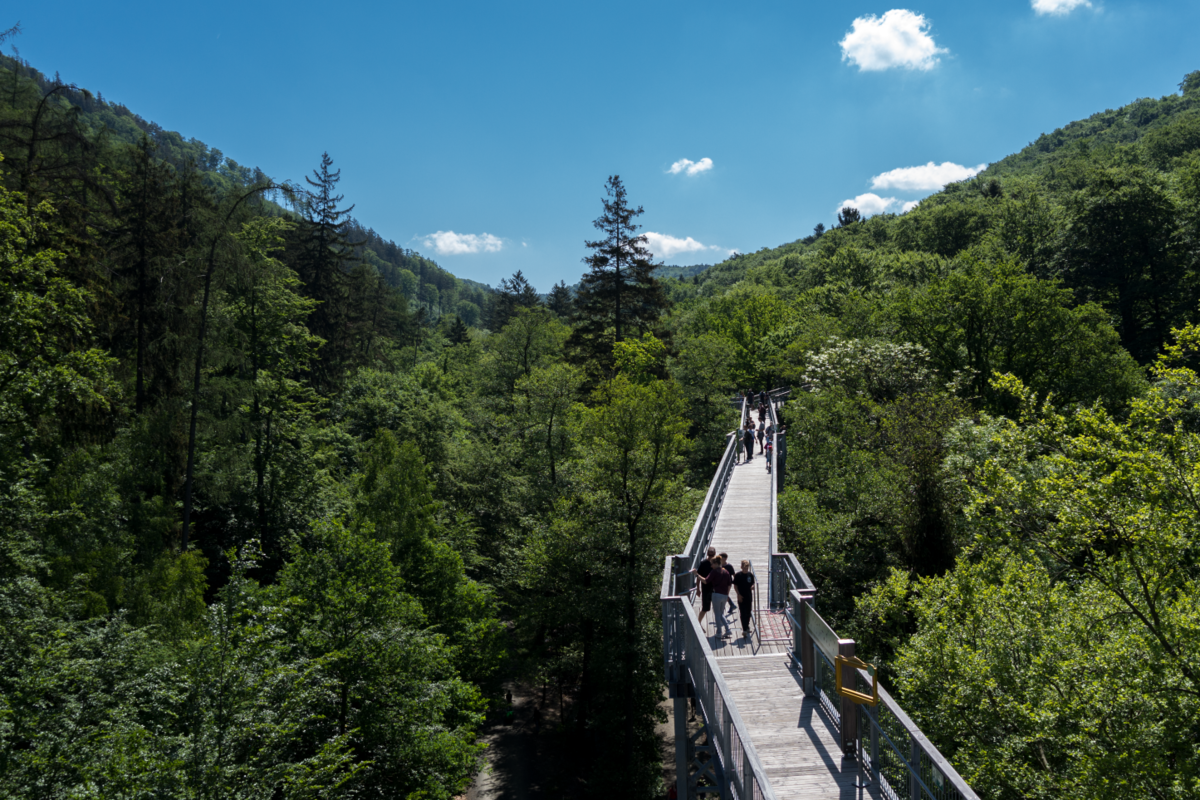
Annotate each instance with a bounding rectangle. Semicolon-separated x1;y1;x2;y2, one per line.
463;681;680;800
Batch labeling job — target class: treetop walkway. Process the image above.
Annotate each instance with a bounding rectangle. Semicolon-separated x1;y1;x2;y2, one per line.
661;392;979;800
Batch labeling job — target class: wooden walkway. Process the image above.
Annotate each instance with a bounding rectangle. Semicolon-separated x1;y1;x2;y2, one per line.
718;656;879;800
698;433;875;799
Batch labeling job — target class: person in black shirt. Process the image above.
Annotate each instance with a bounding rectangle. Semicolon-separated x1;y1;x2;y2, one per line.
693;547;717;625
733;560;756;637
743;423;755;463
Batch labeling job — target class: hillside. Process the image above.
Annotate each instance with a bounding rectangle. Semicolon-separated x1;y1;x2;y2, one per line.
670;68;1200;335
0;52;491;322
3;33;1200;800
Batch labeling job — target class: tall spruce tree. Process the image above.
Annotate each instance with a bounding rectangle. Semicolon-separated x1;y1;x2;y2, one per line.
568;176;667;369
291;152;358;381
487;269;540;330
547;280;573;318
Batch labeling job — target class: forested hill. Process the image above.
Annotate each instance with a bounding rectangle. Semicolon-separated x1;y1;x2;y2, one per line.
672;68;1200;348
0;51;491;322
5;23;1200;799
655;68;1200;799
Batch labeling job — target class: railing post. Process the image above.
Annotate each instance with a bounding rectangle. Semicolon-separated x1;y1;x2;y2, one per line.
721;703;733;800
798;595;815;696
910;735;922;800
867;702;880;786
838;638;857;756
674;694;689;800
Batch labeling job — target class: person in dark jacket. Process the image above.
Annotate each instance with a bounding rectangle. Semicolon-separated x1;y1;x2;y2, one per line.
719;552;736;618
693;547;717;624
733;560;756;637
743;423;755;463
706;556;734;638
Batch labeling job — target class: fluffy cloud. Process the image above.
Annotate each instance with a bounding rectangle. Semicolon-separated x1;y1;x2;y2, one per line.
840;9;946;72
902;200;921;213
1031;0;1092;15
643;231;724;260
421;231;503;255
835;193;901;217
668;157;714;176
871;161;988;191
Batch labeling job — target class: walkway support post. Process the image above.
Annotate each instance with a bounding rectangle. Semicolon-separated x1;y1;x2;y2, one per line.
674;695;689;800
837;638;857;756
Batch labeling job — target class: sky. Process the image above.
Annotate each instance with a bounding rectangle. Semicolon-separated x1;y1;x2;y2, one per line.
9;0;1200;289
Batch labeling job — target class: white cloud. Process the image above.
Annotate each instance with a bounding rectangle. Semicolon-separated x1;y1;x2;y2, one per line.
1031;0;1092;15
421;230;503;255
835;193;900;217
871;161;988;191
643;231;724;260
668;157;714;176
840;9;946;72
902;200;921;213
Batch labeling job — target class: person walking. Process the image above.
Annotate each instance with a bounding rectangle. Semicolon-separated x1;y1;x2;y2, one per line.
734;560;756;637
719;552;736;619
756;422;765;454
707;556;734;638
693;547;717;625
743;422;755;463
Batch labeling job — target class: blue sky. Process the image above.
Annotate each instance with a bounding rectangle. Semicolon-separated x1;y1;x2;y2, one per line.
10;0;1200;289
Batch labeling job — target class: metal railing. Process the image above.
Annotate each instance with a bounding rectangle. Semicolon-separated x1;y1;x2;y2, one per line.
664;386;977;800
777;587;979;800
853;668;977;800
662;595;777;800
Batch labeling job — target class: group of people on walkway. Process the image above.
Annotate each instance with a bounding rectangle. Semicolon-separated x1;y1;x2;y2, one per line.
691;546;756;639
739;389;775;470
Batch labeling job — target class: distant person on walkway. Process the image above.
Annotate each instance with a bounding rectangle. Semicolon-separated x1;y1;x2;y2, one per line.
765;439;773;473
743;423;755;463
706;556;734;638
734;560;755;637
759;390;768;407
756;422;765;454
693;547;717;624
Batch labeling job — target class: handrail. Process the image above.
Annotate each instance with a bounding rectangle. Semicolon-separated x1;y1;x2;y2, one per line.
854;666;980;800
662;572;779;800
663;386;977;800
677;423;739;588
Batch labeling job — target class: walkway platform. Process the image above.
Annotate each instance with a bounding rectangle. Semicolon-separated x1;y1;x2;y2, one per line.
696;434;875;799
718;655;879;800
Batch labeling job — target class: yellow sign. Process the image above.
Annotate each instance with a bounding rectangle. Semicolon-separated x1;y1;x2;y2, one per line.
834;655;879;707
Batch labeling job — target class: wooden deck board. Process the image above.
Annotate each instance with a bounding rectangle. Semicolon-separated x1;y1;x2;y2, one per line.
717;655;879;800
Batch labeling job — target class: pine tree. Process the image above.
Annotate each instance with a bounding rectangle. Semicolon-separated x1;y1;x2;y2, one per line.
290;152;359;382
110;136;182;413
487;269;540;330
547;280;573;318
448;315;470;345
836;206;862;227
568;176;668;369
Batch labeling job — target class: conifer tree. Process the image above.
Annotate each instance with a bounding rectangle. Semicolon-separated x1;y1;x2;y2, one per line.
547;280;573;318
290;152;358;381
448;315;470;345
487;269;540;330
568;176;667;368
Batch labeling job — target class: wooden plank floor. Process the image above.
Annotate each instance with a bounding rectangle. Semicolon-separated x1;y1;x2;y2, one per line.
710;448;773;575
693;422;878;799
717;655;880;800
